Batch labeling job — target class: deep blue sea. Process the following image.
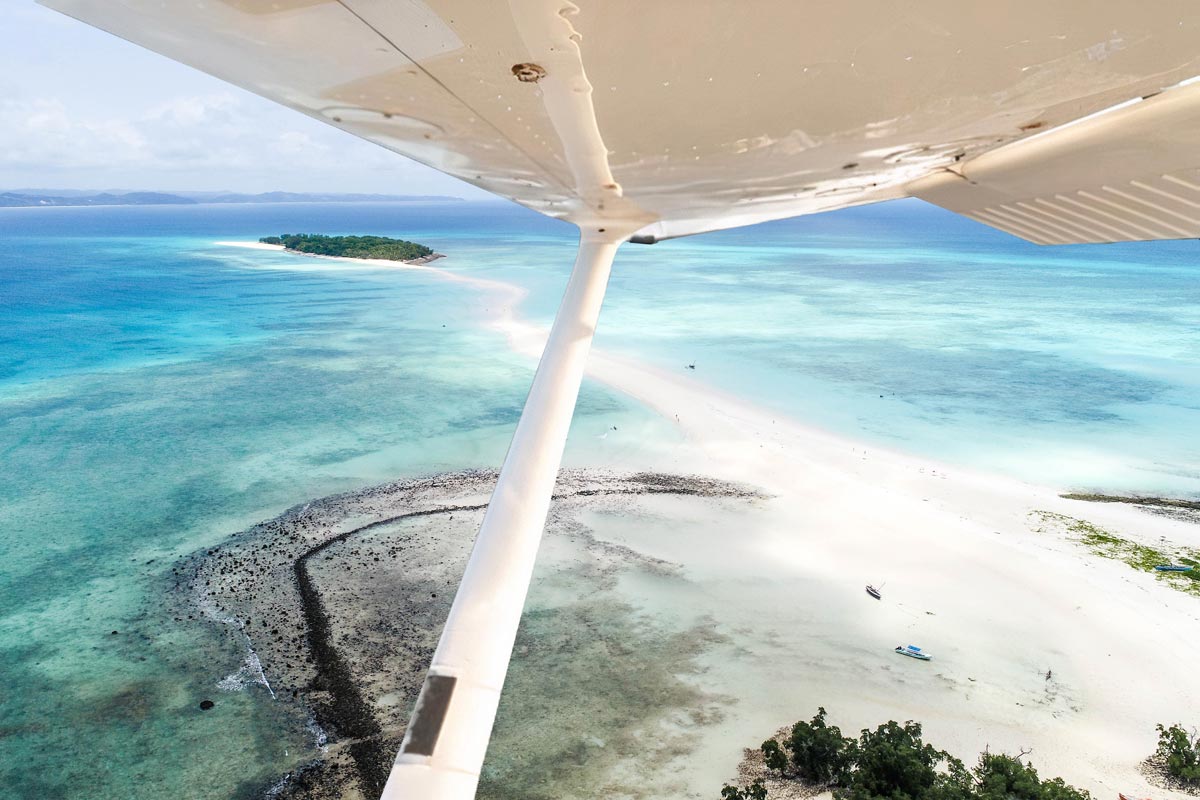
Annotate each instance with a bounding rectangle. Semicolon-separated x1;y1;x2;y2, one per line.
1;199;1198;798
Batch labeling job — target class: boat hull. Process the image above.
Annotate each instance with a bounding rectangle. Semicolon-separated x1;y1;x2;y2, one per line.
895;646;931;661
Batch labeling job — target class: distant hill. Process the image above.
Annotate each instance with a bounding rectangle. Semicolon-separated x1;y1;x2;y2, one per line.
0;191;464;208
181;191;463;204
0;191;196;207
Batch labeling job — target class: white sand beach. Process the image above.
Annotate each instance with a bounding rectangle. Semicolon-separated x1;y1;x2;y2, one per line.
580;348;1200;799
215;240;287;251
229;241;1200;798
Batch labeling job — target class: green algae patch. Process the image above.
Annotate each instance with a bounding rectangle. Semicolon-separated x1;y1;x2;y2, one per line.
1031;511;1200;597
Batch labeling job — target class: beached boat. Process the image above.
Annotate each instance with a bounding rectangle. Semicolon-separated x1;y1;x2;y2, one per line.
1154;564;1193;572
895;645;931;661
866;585;882;599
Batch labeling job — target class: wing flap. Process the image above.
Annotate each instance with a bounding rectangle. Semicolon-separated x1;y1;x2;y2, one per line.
909;80;1200;244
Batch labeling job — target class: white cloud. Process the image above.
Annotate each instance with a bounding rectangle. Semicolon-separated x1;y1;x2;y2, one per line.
2;92;307;171
0;96;149;169
0;2;484;195
274;130;329;157
0;87;473;194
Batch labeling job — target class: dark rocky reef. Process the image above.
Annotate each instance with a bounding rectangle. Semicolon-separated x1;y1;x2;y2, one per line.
174;470;760;799
1061;492;1200;524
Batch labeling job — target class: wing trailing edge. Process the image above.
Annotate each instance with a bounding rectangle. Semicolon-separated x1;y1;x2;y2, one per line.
908;79;1200;244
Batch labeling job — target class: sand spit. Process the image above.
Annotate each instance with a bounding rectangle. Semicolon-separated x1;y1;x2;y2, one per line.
178;470;760;799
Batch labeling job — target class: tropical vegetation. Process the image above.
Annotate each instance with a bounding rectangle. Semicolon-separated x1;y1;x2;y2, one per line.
259;233;434;261
1153;723;1200;786
722;708;1093;800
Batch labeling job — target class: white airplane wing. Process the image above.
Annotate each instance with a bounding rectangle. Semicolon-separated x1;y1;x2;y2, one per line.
909;78;1200;244
36;3;1200;799
39;1;1200;243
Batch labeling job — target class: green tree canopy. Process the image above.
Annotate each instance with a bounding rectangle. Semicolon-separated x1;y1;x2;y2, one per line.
735;710;1093;800
721;779;767;800
259;233;433;262
761;738;788;776
787;707;858;786
839;719;966;800
1155;723;1200;784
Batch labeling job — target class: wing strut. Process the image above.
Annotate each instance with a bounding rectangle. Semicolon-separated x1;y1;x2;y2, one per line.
381;226;625;799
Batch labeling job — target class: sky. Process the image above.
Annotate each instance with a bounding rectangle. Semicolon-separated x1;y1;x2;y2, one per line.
0;2;486;196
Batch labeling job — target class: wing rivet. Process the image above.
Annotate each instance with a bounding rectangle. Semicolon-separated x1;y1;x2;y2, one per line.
512;63;547;83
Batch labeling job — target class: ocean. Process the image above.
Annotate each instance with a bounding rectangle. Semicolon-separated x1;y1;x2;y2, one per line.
1;199;1197;798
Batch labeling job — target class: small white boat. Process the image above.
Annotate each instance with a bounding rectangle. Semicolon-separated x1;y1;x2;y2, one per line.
895;644;931;661
866;584;882;600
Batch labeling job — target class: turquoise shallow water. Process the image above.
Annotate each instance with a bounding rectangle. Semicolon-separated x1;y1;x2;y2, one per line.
596;203;1200;494
467;199;1200;493
0;202;666;798
1;199;1198;797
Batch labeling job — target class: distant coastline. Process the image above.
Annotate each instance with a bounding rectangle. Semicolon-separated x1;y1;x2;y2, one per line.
0;190;464;208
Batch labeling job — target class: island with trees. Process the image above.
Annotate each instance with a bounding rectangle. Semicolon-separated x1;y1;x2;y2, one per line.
721;708;1200;800
258;233;443;264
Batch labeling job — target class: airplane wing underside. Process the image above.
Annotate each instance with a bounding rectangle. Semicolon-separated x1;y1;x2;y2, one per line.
909;80;1200;244
38;0;1200;243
